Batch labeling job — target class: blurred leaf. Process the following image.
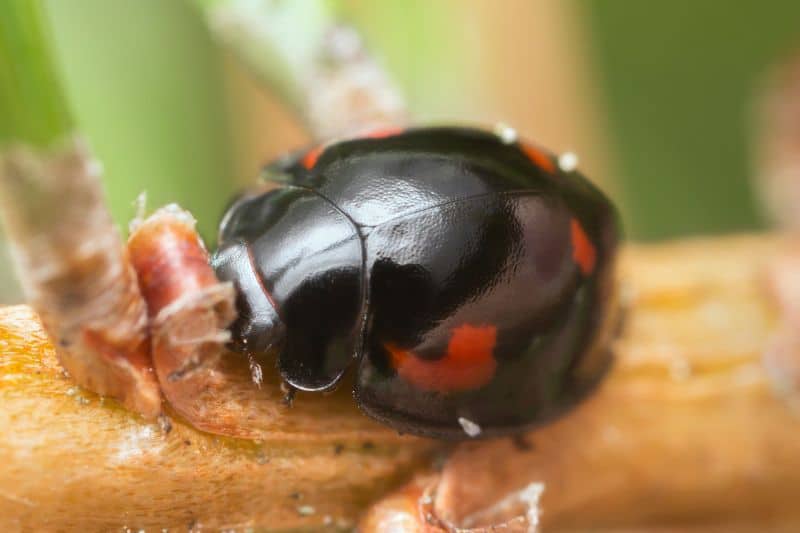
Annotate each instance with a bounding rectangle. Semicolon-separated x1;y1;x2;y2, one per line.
45;0;235;239
0;0;73;147
0;0;75;303
581;0;800;239
192;0;334;113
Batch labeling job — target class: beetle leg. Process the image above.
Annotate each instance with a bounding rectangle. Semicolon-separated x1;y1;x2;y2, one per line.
281;381;297;407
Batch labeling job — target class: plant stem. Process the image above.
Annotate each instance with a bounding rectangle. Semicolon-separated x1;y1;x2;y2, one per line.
193;0;333;109
0;2;163;416
2;234;800;530
0;0;73;148
192;0;407;139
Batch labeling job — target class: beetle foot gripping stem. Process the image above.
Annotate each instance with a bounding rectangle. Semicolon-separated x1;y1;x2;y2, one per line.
0;137;161;417
281;381;297;407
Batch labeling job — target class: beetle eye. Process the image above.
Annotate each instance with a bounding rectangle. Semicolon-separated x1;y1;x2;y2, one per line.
259;150;301;184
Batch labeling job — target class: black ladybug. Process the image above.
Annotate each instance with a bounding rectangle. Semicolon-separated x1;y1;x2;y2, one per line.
212;126;619;439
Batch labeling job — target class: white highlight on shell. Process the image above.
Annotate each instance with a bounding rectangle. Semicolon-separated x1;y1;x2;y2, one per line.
494;122;518;144
458;416;482;437
558;151;579;172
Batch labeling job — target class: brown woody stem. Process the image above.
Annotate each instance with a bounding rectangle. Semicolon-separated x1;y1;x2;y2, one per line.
1;234;799;530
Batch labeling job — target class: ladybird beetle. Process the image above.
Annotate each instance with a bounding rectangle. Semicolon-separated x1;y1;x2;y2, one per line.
212;126;619;439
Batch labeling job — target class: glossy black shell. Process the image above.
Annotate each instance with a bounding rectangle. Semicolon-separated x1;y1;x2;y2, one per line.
212;126;618;439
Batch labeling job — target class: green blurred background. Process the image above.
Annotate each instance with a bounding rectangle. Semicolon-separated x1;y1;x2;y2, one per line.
1;0;799;303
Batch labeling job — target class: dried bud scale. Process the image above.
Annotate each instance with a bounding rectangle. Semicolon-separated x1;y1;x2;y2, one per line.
127;205;236;415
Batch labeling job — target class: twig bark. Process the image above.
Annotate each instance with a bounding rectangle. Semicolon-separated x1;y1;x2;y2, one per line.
1;234;799;530
0;303;437;531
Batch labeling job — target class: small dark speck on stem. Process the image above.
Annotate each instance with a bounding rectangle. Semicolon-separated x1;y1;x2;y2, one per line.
512;434;534;452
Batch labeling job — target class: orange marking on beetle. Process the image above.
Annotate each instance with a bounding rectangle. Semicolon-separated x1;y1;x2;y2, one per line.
570;218;596;275
301;145;325;170
386;324;498;393
363;126;404;139
521;143;556;173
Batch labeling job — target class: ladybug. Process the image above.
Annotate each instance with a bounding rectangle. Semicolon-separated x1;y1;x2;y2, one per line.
212;126;619;439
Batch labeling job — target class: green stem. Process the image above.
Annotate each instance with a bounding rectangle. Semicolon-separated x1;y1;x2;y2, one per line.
193;0;334;110
0;0;74;148
191;0;407;139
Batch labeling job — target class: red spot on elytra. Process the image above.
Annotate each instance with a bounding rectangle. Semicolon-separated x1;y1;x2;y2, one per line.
301;145;325;170
386;324;498;393
521;143;556;173
570;218;596;275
